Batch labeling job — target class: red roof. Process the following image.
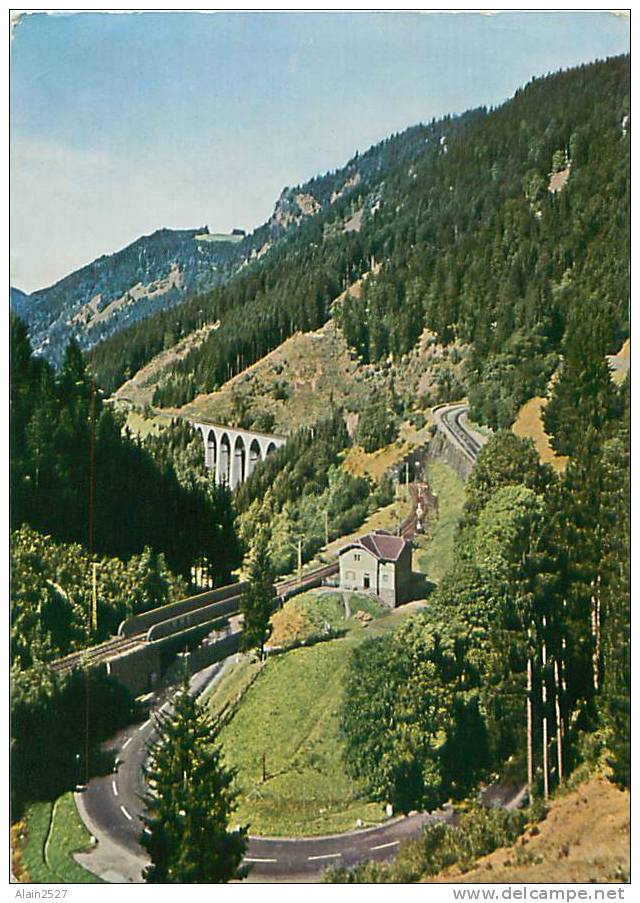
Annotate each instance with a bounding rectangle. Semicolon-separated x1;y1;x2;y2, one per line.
339;530;409;563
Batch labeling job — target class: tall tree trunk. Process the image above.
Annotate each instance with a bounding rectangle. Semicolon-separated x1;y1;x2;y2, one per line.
591;574;601;692
553;656;563;784
527;625;534;800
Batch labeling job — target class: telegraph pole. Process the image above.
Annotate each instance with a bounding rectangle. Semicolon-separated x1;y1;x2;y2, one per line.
84;381;98;789
91;562;99;633
527;625;534;801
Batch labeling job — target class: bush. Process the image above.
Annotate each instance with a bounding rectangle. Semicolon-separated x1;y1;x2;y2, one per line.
324;806;528;883
11;665;135;817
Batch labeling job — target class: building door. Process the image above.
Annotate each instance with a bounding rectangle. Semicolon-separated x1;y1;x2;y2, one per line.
363;574;370;589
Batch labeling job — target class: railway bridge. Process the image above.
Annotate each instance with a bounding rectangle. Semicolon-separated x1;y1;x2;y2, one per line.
51;405;483;696
190;418;286;488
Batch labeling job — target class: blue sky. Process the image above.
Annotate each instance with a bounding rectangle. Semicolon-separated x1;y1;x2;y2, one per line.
10;10;629;293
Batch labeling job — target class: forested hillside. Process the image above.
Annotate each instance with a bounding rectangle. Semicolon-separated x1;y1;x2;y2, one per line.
86;113;479;394
88;56;628;437
10;313;240;581
11;228;239;367
14;120;464;371
338;366;629;834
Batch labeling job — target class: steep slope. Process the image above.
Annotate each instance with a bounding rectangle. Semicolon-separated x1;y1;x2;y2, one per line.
11;227;244;367
93;56;629;435
14;121;463;369
86;112;479;393
428;778;629;884
10;287;30;319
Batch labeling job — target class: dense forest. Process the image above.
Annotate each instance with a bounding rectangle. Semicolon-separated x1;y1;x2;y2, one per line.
339;357;629;820
10;313;241;581
87;57;628;437
233;410;394;574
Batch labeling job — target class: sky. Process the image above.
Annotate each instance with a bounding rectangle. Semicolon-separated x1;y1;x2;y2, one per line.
10;10;630;294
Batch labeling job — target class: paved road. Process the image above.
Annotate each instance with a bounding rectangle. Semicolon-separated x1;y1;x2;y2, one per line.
78;659;449;882
74;415;491;882
78;661;228;881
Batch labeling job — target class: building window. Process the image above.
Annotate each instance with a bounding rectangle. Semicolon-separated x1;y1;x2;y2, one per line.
363;574;370;589
346;570;355;581
354;553;361;562
382;573;389;582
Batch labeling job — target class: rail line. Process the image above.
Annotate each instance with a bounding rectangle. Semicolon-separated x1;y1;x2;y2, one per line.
50;469;427;675
50;635;145;674
437;402;484;461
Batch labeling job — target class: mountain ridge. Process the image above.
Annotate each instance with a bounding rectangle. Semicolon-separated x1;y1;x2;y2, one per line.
86;54;628;436
12;119;459;367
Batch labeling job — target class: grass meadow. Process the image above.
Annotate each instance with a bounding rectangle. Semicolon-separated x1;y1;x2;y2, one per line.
207;594;419;836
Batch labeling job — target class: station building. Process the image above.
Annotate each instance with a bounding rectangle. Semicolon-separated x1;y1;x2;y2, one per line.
338;530;413;607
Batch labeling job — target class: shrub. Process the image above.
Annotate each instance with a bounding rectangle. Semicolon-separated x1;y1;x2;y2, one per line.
324;806;528;883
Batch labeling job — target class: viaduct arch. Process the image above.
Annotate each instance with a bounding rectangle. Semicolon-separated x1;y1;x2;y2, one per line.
190;419;286;489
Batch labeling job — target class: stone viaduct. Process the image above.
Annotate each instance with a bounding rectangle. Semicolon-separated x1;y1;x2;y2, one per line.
190;418;287;489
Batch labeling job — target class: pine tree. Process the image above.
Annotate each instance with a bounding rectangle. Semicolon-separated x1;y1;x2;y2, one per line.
240;530;275;659
141;686;247;883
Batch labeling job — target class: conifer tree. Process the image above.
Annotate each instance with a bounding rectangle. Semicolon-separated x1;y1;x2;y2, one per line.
141;687;247;883
240;530;275;659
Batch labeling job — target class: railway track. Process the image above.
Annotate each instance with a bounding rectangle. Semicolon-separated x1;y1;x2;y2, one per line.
50;478;425;675
50;635;145;674
438;403;484;461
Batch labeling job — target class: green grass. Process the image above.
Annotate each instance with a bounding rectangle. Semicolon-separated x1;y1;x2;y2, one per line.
300;590;346;629
294;590;386;629
268;589;388;650
201;655;264;721
413;460;465;583
18;794;101;883
213;602;414;836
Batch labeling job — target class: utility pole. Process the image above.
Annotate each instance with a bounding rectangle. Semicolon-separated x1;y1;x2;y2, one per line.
85;665;90;786
527;625;534;801
88;380;97;555
91;562;99;633
405;461;410;487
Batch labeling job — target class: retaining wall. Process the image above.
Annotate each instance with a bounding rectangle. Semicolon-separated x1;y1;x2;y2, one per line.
163;632;241;686
106;644;163;697
425;430;474;481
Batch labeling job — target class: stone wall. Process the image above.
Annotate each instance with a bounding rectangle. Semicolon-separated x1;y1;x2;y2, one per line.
425;429;474;481
106;644;163;697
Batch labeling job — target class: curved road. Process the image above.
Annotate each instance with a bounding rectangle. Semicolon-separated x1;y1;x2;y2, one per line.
77;663;449;882
75;405;488;883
